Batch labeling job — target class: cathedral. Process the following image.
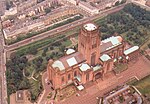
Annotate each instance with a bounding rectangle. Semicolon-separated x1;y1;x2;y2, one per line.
47;23;139;90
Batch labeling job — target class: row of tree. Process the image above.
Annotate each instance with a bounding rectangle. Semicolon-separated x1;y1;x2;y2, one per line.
6;54;29;95
98;3;150;45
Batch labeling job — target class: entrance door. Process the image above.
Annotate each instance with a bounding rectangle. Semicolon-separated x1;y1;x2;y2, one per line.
95;73;102;80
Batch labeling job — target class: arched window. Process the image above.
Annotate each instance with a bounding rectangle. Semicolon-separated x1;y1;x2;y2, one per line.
86;73;89;81
74;71;77;77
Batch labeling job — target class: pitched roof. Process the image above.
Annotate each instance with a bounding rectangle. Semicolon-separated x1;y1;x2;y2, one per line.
67;57;77;67
101;41;113;53
52;52;85;71
79;63;90;71
100;54;111;62
101;36;122;53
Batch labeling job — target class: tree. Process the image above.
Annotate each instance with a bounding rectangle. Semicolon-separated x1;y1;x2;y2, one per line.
42;52;46;57
59;45;65;52
120;0;126;4
44;8;51;14
19;78;30;89
115;1;120;6
43;47;48;53
32;16;38;20
50;46;54;50
29;47;37;55
46;56;50;61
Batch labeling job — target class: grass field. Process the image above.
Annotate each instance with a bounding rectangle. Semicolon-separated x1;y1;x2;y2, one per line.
134;75;150;97
29;75;43;102
16;26;79;56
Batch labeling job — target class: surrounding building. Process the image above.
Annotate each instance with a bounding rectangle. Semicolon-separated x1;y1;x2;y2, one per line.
66;0;124;15
101;85;143;104
47;23;140;90
1;0;69;39
10;90;32;104
2;6;79;39
146;0;150;6
16;0;38;12
0;0;6;16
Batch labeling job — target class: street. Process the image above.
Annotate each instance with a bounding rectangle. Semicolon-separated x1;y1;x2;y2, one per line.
0;26;7;104
5;4;126;52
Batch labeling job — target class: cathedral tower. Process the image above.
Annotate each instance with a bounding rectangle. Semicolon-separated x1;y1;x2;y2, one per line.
78;23;101;66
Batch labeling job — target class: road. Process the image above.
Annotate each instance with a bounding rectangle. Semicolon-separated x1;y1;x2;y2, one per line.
5;4;126;52
0;21;7;104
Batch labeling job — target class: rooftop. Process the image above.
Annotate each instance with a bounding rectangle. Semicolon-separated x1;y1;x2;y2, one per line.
79;63;90;71
52;52;85;71
67;57;77;67
100;54;111;62
66;48;75;55
84;23;97;31
16;90;24;101
101;36;123;53
93;65;102;72
52;60;65;71
124;46;139;55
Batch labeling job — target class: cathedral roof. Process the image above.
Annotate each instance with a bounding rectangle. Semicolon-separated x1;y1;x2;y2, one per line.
52;60;65;71
67;57;77;67
79;63;90;71
100;54;111;62
66;48;75;55
101;36;123;53
52;52;85;71
93;65;102;72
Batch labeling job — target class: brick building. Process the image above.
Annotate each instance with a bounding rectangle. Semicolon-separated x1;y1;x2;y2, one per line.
146;0;150;7
47;23;139;90
3;6;79;39
66;0;123;15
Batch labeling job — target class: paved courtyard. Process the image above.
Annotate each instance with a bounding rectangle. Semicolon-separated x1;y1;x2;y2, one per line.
55;55;150;104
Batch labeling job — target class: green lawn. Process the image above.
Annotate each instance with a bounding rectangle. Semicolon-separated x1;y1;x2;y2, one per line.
114;63;128;74
133;75;150;97
24;66;35;77
29;75;43;102
62;39;72;47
